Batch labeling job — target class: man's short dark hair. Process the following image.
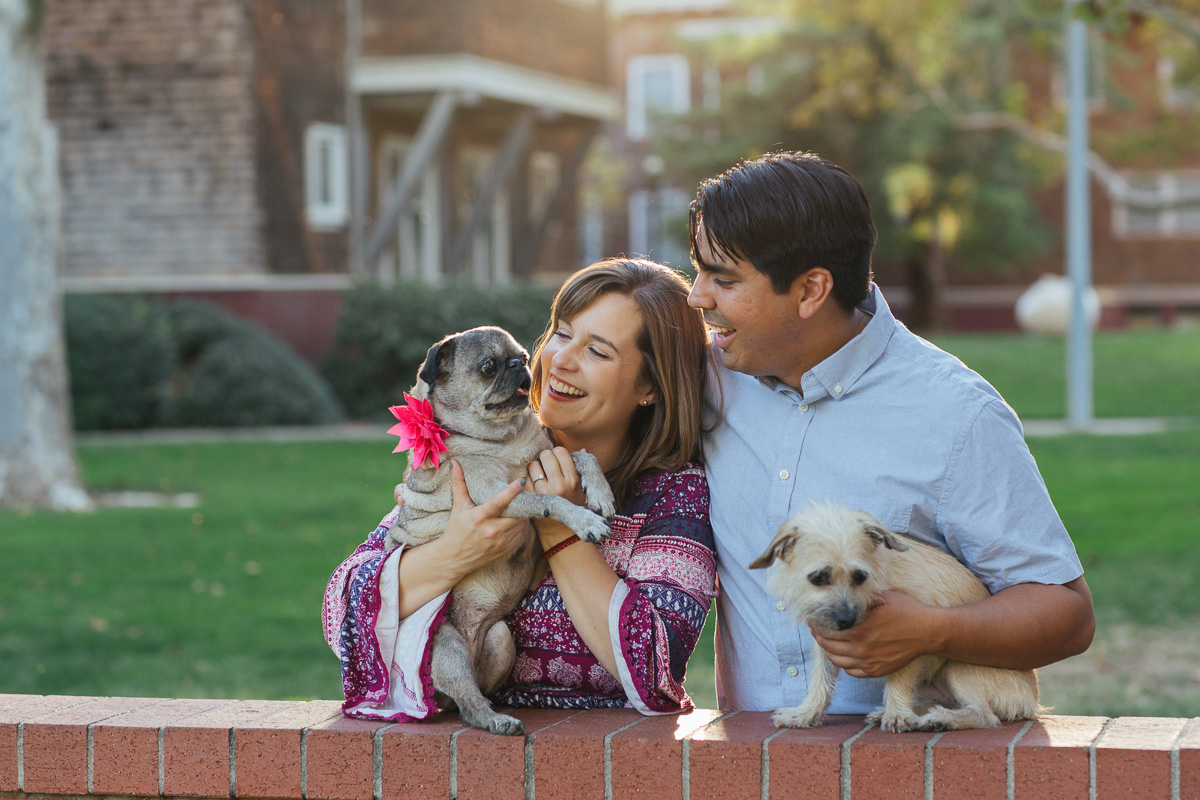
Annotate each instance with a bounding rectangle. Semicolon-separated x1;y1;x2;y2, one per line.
689;151;877;312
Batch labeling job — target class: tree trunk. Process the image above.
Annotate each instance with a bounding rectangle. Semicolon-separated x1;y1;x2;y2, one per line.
904;230;949;333
0;0;91;511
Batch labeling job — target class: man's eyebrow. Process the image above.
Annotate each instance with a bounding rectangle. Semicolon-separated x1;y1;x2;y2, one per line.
694;256;739;277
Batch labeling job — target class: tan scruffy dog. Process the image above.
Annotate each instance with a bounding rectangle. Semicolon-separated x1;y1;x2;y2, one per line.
749;504;1041;733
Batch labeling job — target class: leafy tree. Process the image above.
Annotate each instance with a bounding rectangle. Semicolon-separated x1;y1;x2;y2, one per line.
656;0;1200;329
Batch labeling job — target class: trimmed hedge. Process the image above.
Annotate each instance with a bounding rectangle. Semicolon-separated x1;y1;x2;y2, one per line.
64;295;177;430
64;296;344;430
322;280;554;420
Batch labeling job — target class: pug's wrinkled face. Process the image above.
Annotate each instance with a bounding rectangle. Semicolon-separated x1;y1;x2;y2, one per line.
417;326;534;441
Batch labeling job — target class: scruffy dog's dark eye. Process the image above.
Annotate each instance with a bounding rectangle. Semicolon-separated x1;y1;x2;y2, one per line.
808;569;831;587
481;358;497;376
851;570;869;586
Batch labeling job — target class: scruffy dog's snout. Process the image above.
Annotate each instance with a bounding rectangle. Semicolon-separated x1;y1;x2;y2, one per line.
831;607;857;630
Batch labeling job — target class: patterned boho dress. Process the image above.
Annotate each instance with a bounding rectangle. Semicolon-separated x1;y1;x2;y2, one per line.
322;464;716;720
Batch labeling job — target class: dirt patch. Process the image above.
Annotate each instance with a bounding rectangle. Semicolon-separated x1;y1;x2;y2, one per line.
1036;621;1200;717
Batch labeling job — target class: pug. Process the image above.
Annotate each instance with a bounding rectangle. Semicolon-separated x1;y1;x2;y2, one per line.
387;326;615;735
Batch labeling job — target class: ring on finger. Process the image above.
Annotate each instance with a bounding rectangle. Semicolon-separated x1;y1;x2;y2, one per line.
532;473;547;482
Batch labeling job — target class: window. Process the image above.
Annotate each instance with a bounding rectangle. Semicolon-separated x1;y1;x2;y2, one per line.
1158;59;1199;112
629;187;691;267
460;146;512;285
626;54;691;140
305;124;349;229
377;135;442;282
1113;172;1200;238
528;151;561;224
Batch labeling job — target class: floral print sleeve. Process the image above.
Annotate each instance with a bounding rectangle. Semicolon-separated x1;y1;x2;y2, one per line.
607;465;717;713
322;507;449;720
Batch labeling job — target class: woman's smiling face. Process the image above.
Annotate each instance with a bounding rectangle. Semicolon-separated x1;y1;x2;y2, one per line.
536;292;655;454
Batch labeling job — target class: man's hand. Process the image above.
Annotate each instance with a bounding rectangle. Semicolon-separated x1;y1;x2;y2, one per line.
809;591;942;679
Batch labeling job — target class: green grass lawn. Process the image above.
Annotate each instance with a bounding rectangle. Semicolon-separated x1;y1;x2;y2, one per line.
930;325;1200;420
1;327;1197;713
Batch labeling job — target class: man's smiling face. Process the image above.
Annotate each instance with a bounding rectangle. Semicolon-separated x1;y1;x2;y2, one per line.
687;224;807;386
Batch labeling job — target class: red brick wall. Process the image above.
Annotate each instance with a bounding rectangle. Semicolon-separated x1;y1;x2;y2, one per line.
3;695;1199;799
45;0;266;279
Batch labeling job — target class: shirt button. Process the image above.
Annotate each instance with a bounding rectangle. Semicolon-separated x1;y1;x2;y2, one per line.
779;470;790;481
799;404;809;413
787;666;799;677
833;384;843;394
776;600;786;611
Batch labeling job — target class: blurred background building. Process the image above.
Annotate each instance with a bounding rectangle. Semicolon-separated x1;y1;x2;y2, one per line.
43;0;1200;361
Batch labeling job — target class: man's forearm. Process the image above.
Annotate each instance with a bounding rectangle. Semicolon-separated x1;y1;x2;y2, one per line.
813;576;1095;678
931;576;1095;670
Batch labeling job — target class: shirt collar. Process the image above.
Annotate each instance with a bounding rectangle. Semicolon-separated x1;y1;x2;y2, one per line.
757;283;896;402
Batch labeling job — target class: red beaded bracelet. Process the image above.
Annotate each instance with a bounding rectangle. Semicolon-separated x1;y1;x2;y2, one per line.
542;534;581;559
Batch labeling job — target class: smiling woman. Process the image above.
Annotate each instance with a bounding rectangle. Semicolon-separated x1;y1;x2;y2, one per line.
323;258;721;727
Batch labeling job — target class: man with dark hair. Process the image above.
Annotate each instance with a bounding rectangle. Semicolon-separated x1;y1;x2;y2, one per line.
689;151;1094;715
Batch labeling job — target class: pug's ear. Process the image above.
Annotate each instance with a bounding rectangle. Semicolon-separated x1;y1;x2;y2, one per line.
864;524;909;552
749;526;800;569
418;336;457;388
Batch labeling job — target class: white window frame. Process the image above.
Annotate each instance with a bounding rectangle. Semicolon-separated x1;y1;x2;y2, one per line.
460;146;512;285
1113;170;1200;239
628;186;692;267
626;54;691;140
528;151;561;224
1158;58;1199;112
376;135;443;283
304;124;349;230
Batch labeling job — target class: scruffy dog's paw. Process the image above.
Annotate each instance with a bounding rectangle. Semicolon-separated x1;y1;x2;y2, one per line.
875;708;922;733
772;705;823;728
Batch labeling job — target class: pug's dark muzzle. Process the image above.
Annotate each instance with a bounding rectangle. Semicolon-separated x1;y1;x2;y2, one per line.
483;361;533;411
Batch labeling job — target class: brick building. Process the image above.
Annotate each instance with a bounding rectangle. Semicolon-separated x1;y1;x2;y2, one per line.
45;0;615;359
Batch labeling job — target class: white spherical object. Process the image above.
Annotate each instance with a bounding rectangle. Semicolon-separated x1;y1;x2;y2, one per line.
1015;274;1101;335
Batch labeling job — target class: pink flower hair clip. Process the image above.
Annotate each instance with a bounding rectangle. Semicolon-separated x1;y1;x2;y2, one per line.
387;393;450;470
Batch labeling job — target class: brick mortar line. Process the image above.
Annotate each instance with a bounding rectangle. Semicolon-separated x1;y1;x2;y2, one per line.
450;727;467;800
760;724;791;800
229;728;237;798
159;700;238;799
923;731;948;800
525;729;535;800
1007;719;1037;800
371;723;396;800
1088;718;1117;800
300;729;309;799
839;722;875;800
682;711;738;800
86;725;94;795
603;715;651;800
1170;717;1199;800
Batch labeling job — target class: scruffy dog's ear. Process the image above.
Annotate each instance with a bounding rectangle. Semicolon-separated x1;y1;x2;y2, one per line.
749;526;800;569
418;336;457;388
864;524;909;552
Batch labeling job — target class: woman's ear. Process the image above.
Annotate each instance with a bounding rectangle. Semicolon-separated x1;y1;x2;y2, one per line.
792;268;835;320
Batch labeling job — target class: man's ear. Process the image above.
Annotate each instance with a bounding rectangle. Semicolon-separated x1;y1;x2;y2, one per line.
792;267;835;320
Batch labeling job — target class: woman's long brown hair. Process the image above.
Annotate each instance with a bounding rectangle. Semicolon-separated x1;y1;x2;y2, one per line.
529;258;719;506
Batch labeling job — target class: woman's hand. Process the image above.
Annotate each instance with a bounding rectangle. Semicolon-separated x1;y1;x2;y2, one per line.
442;459;532;573
526;446;588;506
396;459;529;619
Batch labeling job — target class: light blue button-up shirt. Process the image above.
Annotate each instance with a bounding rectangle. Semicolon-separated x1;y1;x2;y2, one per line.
704;286;1084;713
